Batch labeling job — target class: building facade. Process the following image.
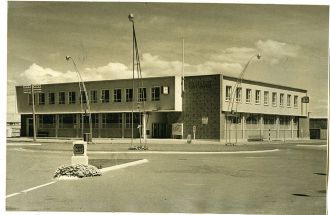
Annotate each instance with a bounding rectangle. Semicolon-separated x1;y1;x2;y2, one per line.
309;118;328;140
16;74;310;142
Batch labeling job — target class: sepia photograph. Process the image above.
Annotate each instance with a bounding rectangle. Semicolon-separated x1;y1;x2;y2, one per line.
5;0;329;214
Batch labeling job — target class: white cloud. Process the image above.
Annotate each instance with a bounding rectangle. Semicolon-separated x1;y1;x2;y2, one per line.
255;39;300;64
19;63;77;84
17;39;300;85
140;53;182;77
85;62;131;80
211;47;257;64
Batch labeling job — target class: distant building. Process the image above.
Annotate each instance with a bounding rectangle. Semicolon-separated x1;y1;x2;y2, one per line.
309;117;328;140
15;74;310;142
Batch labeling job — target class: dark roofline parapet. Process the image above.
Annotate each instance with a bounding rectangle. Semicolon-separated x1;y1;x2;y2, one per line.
223;75;307;93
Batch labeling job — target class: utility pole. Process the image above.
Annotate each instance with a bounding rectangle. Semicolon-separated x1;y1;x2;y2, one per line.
24;84;41;142
31;84;36;142
128;13;147;149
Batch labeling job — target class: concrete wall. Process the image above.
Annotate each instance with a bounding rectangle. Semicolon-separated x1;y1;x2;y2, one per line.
222;77;308;116
298;117;310;139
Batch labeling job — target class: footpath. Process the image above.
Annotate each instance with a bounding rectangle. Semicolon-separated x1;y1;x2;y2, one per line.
6;137;326;145
6;137;327;153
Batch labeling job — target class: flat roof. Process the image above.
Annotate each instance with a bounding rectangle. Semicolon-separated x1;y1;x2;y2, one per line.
223;75;307;93
15;73;307;93
16;75;177;87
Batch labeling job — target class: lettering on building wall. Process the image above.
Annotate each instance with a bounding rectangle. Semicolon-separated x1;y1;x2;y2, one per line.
187;79;213;89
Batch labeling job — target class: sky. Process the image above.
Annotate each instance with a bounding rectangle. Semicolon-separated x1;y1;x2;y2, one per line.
6;1;329;121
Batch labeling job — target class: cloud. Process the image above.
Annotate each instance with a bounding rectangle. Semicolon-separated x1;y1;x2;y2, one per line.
211;47;257;64
17;39;300;85
140;53;182;76
85;62;131;80
19;63;77;84
255;39;300;64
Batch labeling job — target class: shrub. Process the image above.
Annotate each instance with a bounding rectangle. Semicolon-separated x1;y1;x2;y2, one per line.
54;164;102;179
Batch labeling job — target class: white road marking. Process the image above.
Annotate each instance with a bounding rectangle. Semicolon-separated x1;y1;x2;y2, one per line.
7;143;42;146
296;144;326;147
6;181;57;199
21;181;57;193
6;193;20;198
100;159;149;174
90;149;280;155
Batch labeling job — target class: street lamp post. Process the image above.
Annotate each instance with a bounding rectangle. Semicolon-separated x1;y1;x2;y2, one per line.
226;53;261;145
66;56;93;143
129;13;135;148
128;13;147;149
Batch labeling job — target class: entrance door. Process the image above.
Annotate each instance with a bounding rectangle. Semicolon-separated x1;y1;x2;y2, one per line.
26;118;33;137
152;123;169;138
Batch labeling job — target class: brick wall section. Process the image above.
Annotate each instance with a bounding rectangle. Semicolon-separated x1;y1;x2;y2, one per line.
182;75;220;139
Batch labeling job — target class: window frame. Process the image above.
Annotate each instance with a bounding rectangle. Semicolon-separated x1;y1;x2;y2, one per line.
48;92;55;105
280;93;284;107
287;94;291;107
138;87;147;102
235;87;242;103
38;93;45;105
255;90;261;104
264;91;269;106
225;86;232;101
58;91;66;104
246;89;252;103
68;91;76;104
272;92;277;106
294;95;299;108
90;90;98;104
114;88;122;103
151;86;161;101
101;89;110;103
125;88;133;102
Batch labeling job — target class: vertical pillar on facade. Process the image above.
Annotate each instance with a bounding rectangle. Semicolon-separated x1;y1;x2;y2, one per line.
76;113;79;138
242;114;245;141
121;113;125;138
55;114;59;138
260;115;264;139
98;113;102;138
291;116;294;139
143;113;147;142
276;116;280;139
224;113;227;143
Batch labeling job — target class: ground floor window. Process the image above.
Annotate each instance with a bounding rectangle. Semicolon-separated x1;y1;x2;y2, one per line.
245;114;259;129
101;113;122;128
280;116;291;129
59;114;76;128
125;113;140;128
92;114;99;128
246;114;258;124
38;115;55;128
293;116;298;129
226;114;241;124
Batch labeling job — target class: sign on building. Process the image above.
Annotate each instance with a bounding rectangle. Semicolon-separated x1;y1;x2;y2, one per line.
302;96;309;103
172;123;183;136
202;117;208;125
23;84;42;94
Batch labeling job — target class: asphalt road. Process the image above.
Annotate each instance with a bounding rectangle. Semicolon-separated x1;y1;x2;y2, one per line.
6;141;327;214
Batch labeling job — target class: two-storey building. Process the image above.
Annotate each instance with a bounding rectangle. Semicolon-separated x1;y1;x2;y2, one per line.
15;74;310;142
